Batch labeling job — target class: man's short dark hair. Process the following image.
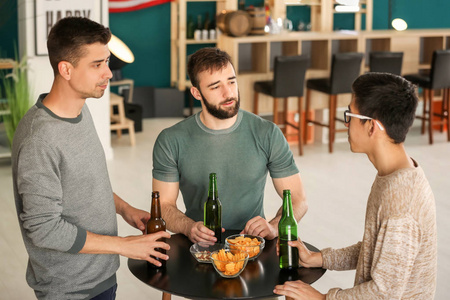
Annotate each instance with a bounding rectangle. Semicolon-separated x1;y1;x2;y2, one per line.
47;17;111;75
187;47;234;89
352;72;418;143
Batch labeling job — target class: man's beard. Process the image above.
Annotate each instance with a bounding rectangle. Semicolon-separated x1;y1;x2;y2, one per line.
199;90;240;120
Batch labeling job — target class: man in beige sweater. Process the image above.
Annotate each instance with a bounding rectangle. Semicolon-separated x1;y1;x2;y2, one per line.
274;73;437;299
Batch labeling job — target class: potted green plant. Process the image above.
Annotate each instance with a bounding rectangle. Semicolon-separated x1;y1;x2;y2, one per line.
1;56;33;148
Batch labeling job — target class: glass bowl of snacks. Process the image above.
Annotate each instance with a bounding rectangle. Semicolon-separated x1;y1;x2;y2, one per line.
225;234;265;260
211;249;249;278
190;242;225;263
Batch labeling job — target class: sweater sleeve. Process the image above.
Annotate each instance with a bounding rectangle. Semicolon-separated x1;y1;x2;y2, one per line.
326;216;421;299
16;138;87;253
321;242;361;271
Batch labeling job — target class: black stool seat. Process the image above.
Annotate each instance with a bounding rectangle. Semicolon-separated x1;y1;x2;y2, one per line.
254;81;274;95
306;78;331;94
403;74;431;87
369;51;403;75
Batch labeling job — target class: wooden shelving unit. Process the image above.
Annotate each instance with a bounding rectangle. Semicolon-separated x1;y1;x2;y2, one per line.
170;0;374;92
170;0;236;91
218;29;450;114
271;0;372;32
170;0;450;118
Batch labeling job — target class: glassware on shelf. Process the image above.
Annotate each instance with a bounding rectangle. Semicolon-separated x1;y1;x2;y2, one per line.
283;18;293;32
187;15;195;39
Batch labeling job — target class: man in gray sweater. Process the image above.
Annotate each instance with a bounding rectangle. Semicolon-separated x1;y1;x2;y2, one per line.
12;17;170;299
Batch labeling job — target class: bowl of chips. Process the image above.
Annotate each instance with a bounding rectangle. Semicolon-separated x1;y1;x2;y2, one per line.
211;249;249;278
190;242;225;263
225;234;265;260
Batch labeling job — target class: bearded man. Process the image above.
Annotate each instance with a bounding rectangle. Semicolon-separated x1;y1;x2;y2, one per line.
152;47;307;243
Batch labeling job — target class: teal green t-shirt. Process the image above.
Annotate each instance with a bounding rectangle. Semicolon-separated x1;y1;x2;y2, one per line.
152;110;299;230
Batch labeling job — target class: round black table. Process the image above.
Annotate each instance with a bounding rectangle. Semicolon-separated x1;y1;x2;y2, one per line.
128;230;326;299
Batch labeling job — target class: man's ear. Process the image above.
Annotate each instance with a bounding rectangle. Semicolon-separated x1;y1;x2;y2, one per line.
58;61;73;80
190;86;202;101
368;120;375;137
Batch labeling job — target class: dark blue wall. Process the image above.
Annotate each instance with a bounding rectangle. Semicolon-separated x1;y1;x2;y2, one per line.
109;4;172;87
0;0;18;58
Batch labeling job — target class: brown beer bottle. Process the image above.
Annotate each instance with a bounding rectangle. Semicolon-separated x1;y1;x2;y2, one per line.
146;191;167;268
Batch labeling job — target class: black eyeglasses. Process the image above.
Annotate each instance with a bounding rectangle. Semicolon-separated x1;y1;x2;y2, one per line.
344;110;384;131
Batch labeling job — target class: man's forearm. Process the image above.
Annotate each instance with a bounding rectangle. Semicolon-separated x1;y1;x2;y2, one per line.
114;192;130;217
162;204;195;236
293;196;308;222
268;191;308;237
79;231;123;255
272;174;308;224
269;208;283;235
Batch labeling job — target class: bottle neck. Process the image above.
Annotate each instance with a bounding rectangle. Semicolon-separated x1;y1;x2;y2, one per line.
282;190;294;218
208;174;218;200
151;194;162;218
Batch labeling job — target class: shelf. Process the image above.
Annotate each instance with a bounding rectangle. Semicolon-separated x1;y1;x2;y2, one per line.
334;9;366;14
285;0;321;6
418;64;431;69
186;39;218;44
0;59;15;69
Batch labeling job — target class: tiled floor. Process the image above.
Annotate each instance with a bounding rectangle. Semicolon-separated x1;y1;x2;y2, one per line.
0;117;448;299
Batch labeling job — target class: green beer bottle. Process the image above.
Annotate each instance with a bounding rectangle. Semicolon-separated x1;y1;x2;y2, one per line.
278;189;299;269
204;173;222;242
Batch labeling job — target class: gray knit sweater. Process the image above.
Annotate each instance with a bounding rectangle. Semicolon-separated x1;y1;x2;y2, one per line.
12;94;119;299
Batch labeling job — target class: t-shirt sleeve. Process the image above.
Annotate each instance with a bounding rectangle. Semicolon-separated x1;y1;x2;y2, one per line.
266;124;299;178
326;216;421;299
16;138;86;253
152;130;180;182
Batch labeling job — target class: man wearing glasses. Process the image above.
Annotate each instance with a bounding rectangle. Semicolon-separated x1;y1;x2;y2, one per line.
274;73;437;299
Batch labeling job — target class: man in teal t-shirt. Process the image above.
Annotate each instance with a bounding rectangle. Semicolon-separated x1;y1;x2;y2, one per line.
153;48;308;243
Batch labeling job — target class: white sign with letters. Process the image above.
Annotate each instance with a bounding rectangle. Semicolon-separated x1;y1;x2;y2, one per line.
35;0;102;56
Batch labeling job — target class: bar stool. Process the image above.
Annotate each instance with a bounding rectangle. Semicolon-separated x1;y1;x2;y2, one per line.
304;52;363;153
110;92;136;146
404;50;450;144
253;55;309;155
369;51;403;75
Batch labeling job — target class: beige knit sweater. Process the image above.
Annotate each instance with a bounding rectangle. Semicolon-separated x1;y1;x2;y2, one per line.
321;161;437;299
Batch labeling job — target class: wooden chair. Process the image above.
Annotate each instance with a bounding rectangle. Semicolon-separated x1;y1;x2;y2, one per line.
110;92;136;146
304;52;363;153
404;50;450;144
253;55;309;155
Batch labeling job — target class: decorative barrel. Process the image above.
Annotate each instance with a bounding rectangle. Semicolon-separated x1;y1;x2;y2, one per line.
246;7;266;35
217;10;252;37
